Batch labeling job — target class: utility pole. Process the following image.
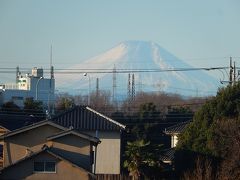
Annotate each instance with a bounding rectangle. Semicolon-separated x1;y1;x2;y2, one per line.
229;57;233;85
233;61;236;84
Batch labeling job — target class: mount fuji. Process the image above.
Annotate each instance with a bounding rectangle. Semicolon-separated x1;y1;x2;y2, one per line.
56;41;221;97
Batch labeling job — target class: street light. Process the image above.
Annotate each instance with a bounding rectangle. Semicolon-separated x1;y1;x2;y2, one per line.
83;73;91;105
35;77;43;100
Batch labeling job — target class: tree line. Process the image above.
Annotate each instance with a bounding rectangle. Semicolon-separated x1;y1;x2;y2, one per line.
176;82;240;179
0;91;209;179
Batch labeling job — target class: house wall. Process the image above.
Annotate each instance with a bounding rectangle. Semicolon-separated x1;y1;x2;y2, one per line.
0;127;8;145
3;124;62;166
49;134;91;170
0;151;90;180
171;134;178;148
0;127;8;137
85;131;121;174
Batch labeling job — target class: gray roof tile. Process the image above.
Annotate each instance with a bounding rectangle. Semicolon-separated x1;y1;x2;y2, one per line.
164;121;191;134
51;106;125;131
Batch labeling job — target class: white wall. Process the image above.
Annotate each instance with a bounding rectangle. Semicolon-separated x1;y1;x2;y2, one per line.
171;134;178;148
85;131;121;174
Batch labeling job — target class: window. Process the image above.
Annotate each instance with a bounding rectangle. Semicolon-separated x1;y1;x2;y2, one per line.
34;161;56;173
34;162;44;172
45;162;55;172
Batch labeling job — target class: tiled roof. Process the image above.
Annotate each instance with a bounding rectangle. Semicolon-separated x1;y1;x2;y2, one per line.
0;145;95;177
0;120;67;139
0;145;2;158
159;148;175;162
0;113;44;131
164;121;191;134
51;106;126;131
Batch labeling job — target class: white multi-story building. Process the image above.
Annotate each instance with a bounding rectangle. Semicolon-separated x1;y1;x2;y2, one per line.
0;67;55;110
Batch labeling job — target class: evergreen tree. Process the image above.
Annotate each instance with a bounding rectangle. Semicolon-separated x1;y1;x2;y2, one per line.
124;139;163;179
24;97;44;114
1;101;21;112
178;82;240;157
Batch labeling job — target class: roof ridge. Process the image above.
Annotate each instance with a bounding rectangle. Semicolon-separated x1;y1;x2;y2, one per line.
0;145;94;176
47;129;100;144
46;148;95;176
86;107;126;129
166;120;191;129
164;120;191;134
0;120;67;139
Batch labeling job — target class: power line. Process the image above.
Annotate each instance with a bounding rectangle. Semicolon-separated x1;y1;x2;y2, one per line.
0;66;229;74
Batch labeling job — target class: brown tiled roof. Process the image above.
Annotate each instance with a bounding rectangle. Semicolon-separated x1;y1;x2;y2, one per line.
51;106;126;131
164;121;191;134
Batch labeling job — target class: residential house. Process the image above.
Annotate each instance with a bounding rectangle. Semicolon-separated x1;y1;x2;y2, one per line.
160;121;190;165
0;120;100;180
0;105;126;179
0;125;9;168
164;121;190;148
0;112;45;169
51;106;126;175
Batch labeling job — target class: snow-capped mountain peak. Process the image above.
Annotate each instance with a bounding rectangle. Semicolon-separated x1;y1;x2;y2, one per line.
56;40;220;97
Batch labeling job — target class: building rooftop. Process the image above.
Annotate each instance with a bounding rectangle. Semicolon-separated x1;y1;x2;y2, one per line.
0;113;45;131
159;148;175;162
51;106;126;131
0;145;95;177
164;121;191;135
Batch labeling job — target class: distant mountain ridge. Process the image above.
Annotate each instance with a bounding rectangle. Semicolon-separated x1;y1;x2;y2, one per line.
56;40;220;97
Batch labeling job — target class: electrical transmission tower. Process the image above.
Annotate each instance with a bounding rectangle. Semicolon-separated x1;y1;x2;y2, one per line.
229;57;233;85
128;73;131;100
96;78;99;98
138;73;143;92
132;74;135;100
127;73;136;101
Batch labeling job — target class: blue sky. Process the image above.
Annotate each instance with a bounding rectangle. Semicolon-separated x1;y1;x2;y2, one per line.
0;0;240;82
